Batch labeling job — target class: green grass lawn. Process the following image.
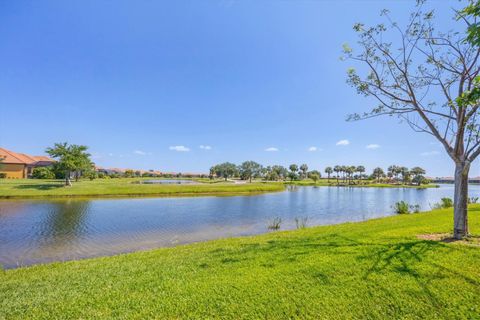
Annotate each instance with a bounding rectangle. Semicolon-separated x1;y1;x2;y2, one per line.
0;178;285;198
1;205;479;319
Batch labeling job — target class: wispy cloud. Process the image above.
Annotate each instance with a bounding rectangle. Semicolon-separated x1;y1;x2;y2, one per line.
265;147;279;152
308;146;318;152
199;145;212;150
169;146;190;152
366;144;380;150
134;150;150;155
420;150;440;156
336;139;350;146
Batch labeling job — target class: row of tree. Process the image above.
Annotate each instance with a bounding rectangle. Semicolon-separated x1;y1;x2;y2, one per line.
34;142;212;183
210;162;427;185
210;162;320;183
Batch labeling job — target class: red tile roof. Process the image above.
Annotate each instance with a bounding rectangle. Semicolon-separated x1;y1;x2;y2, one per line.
0;148;54;165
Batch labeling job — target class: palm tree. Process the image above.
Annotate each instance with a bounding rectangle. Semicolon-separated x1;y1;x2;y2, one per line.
346;166;356;184
410;167;426;186
356;165;365;183
372;167;384;183
325;167;333;183
333;165;341;184
399;167;410;185
339;165;347;183
387;165;401;183
289;164;299;182
299;164;309;180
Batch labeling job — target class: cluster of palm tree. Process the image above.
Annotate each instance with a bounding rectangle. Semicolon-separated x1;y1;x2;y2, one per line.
324;165;366;184
325;165;427;186
210;161;427;185
373;165;427;185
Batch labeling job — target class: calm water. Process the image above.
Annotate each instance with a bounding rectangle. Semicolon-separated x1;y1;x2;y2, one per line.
1;184;479;268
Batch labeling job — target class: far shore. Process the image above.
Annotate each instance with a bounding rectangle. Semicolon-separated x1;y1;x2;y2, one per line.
0;177;441;199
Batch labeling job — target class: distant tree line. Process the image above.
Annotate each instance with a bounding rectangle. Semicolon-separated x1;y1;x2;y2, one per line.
210;161;428;185
31;143;210;183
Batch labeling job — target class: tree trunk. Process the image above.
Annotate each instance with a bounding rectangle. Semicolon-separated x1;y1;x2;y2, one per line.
453;161;470;239
65;171;72;186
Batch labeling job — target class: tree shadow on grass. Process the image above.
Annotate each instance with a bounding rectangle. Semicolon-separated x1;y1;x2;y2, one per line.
13;183;64;191
205;232;480;314
358;239;480;309
359;239;478;284
209;233;368;266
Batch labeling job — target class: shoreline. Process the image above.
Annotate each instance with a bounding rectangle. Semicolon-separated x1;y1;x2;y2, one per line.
2;205;479;319
0;179;441;200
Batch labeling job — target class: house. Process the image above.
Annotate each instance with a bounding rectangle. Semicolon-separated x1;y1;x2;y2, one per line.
0;147;55;179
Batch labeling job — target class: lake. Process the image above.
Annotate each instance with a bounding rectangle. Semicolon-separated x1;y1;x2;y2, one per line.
1;184;479;268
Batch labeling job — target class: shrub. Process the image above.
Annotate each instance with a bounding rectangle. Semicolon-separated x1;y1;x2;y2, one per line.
393;201;410;214
32;167;55;179
440;197;453;208
411;204;421;213
86;171;98;181
267;217;282;230
97;172;106;179
468;197;479;204
431;197;454;210
294;217;309;229
0;173;6;179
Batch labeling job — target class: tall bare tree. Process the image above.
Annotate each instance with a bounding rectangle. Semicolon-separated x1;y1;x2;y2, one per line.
344;0;480;238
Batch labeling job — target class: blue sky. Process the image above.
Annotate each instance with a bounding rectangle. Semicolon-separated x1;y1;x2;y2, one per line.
0;0;479;177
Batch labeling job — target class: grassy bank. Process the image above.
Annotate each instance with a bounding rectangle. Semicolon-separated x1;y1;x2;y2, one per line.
0;179;284;199
1;205;479;319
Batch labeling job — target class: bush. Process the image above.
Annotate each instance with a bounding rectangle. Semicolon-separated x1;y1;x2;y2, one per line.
0;173;6;179
431;197;454;210
393;201;410;214
411;204;421;213
468;197;478;204
32;167;55;179
50;163;65;179
440;197;453;208
86;171;98;181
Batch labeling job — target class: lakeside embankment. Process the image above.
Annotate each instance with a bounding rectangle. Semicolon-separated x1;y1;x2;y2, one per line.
1;205;479;319
0;178;438;199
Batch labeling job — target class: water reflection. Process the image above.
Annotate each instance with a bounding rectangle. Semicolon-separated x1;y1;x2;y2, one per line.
0;184;478;268
40;200;90;240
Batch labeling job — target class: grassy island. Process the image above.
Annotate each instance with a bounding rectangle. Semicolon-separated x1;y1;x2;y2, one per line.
0;178;439;199
0;179;285;199
1;205;479;319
